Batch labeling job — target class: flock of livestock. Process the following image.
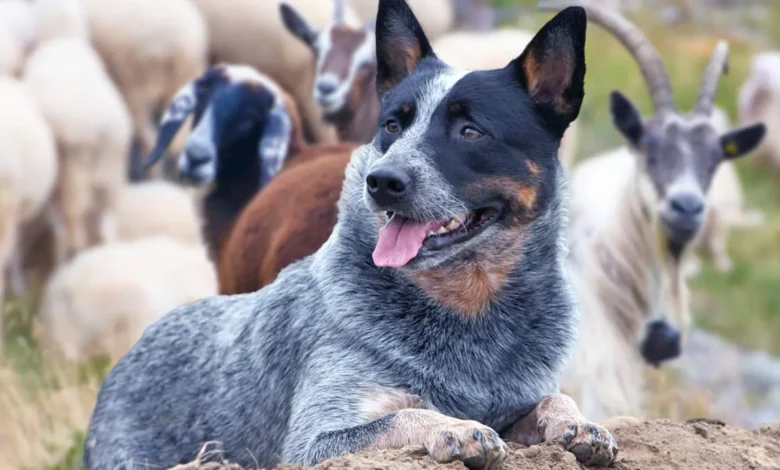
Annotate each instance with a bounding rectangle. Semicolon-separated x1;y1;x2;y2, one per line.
0;0;779;426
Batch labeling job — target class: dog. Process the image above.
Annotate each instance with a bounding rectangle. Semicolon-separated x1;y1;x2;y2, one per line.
84;1;617;468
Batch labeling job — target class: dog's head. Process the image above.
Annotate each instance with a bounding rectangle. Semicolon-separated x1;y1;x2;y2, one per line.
361;0;586;285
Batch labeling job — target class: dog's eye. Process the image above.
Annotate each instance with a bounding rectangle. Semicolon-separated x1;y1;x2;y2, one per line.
461;126;484;141
385;120;401;134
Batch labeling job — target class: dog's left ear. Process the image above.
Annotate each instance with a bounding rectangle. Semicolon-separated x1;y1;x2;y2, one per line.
510;6;587;137
375;0;436;96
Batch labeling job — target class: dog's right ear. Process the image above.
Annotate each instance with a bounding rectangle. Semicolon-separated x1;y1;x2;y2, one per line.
510;6;587;137
280;3;318;50
375;0;435;96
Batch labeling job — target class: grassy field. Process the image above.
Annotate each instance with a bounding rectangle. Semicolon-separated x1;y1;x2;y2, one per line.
3;3;780;469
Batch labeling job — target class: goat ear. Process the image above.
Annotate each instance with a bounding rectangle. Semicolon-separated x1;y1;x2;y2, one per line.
719;123;766;160
258;101;292;187
145;82;197;170
375;0;435;96
610;90;644;147
510;6;586;136
280;3;318;49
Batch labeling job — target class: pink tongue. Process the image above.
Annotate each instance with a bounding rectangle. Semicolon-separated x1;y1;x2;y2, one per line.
373;216;433;268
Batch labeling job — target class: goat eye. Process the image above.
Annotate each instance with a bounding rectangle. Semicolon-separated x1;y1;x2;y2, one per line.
385;120;401;134
461;126;484;141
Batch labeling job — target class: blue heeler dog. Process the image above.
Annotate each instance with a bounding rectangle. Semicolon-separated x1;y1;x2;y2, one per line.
84;1;618;468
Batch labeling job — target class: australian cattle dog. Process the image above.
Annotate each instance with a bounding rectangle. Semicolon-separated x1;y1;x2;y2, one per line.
84;0;617;468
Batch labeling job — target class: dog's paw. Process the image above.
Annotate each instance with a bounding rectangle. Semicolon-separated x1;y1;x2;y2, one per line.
545;420;618;466
424;421;508;469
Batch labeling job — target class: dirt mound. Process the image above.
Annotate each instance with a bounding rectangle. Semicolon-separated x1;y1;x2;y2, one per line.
173;419;780;470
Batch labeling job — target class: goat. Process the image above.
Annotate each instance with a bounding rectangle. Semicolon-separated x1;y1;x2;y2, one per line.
281;0;379;144
539;0;766;422
145;64;356;266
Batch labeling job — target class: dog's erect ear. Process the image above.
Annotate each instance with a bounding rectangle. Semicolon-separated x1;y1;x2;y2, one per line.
610;90;644;147
280;3;318;50
719;123;766;160
510;6;586;136
375;0;435;96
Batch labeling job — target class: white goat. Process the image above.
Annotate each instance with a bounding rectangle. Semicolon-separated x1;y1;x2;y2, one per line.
539;1;767;422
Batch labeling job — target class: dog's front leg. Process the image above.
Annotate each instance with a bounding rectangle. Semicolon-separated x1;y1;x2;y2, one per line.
504;394;618;466
299;408;508;469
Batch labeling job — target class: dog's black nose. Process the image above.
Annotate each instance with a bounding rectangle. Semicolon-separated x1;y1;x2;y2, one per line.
316;80;337;96
640;319;682;366
366;165;411;206
669;193;704;217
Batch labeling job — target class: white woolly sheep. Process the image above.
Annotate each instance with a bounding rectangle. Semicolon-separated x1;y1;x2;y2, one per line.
36;236;217;362
738;51;780;173
81;0;208;179
0;76;58;342
432;28;581;170
0;0;36;75
539;1;766;422
349;0;454;40
109;180;204;247
31;0;90;44
193;0;359;146
23;37;133;263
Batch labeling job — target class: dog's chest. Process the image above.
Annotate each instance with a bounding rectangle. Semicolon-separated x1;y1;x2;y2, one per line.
417;367;545;432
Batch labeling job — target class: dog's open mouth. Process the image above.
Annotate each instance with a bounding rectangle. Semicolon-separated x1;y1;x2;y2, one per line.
372;206;502;268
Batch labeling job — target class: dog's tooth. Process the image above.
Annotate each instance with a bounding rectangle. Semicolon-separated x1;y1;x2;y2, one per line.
445;218;460;230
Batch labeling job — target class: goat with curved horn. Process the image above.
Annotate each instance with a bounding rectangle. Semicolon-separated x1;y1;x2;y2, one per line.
538;0;674;114
694;40;729;116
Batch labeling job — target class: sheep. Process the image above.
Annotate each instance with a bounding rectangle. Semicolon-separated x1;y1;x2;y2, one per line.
432;28;581;170
684;106;764;277
0;0;36;75
280;0;378;144
110;180;204;247
738;51;780;173
539;1;766;422
192;0;360;146
36;236;217;362
23;37;133;263
144;64;357;265
31;0;90;44
80;0;208;180
0;76;58;342
348;0;454;40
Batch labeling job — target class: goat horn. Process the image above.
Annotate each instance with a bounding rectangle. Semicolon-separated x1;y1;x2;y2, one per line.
333;0;345;23
694;40;729;116
538;0;675;114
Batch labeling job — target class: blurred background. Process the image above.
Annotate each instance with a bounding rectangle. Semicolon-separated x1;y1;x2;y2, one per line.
1;0;779;469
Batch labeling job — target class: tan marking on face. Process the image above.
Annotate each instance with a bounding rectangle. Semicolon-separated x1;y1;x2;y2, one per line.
526;160;540;176
471;177;540;219
409;227;525;316
358;387;424;421
400;102;413;114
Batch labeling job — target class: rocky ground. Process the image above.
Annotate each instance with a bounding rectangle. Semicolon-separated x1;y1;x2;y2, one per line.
670;328;780;428
171;419;780;470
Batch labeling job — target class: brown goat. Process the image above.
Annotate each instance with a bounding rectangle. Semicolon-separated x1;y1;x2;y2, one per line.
218;149;350;294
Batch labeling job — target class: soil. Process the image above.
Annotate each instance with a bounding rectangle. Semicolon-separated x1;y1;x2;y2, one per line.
171;418;780;470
